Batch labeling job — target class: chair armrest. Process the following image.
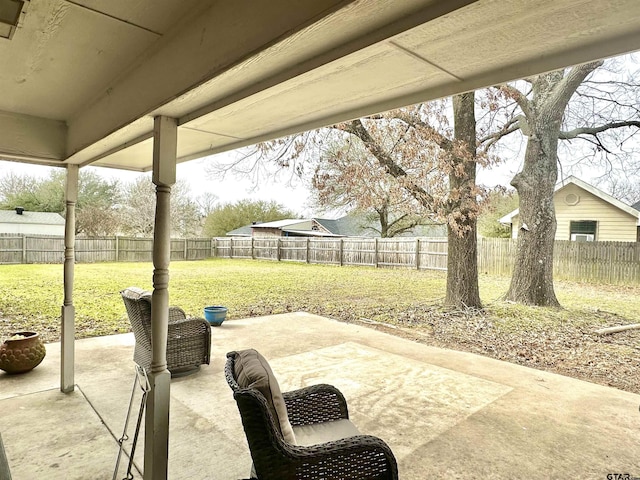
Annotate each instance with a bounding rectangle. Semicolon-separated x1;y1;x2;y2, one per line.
168;317;210;337
283;384;349;426
266;435;398;480
168;306;187;323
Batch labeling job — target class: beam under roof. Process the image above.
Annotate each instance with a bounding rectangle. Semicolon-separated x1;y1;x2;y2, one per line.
0;0;639;172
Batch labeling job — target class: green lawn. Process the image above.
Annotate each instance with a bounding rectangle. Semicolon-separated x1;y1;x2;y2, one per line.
2;258;639;393
1;258;638;342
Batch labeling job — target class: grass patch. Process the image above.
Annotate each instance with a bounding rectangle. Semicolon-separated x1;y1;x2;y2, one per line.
1;258;639;393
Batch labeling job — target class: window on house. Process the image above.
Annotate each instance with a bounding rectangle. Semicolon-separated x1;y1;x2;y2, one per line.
569;220;597;241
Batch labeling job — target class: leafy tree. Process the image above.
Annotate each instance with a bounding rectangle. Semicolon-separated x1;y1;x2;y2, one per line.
0;169;122;235
0;172;42;211
477;189;519;238
203;199;296;237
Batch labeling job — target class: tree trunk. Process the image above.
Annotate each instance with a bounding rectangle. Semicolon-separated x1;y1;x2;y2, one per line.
377;205;390;238
503;65;602;307
445;93;481;309
506;119;561;306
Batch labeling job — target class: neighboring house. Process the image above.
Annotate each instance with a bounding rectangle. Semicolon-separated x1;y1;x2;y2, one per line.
0;208;65;235
250;219;340;238
316;214;445;238
315;216;375;237
227;214;446;238
225;224;254;237
499;176;640;242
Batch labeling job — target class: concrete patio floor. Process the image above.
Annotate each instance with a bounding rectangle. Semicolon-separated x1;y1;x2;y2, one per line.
0;312;639;479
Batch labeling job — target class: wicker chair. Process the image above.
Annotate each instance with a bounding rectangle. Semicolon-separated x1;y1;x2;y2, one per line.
225;349;398;480
121;287;211;376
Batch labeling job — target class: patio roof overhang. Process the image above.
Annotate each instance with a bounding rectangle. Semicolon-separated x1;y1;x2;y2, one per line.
1;0;640;172
3;1;640;479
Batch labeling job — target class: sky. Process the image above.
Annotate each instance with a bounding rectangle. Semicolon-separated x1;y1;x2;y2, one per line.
0;149;521;219
0;152;315;216
2;53;637;216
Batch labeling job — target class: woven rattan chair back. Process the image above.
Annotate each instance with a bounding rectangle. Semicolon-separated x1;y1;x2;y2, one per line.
121;287;211;375
224;351;398;480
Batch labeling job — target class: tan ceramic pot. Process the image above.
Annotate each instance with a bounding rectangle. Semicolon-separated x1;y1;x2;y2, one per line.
0;331;46;374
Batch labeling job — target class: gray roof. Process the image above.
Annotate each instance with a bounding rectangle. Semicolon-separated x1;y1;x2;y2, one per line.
315;216;374;237
317;214;445;237
226;214;443;238
225;225;253;237
0;210;65;225
250;219;308;229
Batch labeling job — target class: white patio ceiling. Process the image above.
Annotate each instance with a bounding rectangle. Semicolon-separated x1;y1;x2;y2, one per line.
1;0;640;172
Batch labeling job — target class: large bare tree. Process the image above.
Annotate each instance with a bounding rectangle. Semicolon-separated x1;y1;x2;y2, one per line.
493;58;640;306
119;176;203;237
211;95;495;308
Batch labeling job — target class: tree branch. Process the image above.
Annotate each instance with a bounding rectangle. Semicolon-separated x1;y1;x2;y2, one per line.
389;111;453;151
498;84;533;119
545;61;603;114
559;120;640;139
478;116;521;149
336;119;435;207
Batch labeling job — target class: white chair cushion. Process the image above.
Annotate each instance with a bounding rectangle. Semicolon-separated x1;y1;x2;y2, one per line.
293;419;361;446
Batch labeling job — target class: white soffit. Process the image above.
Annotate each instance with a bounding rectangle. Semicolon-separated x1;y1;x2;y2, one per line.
1;0;640;172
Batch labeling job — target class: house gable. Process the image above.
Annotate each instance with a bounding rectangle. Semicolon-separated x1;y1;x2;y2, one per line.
499;176;640;242
555;183;638;241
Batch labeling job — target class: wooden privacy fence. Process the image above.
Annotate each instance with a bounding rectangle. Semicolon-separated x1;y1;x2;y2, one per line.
215;237;449;270
3;234;640;285
477;238;640;285
0;234;212;264
206;237;640;285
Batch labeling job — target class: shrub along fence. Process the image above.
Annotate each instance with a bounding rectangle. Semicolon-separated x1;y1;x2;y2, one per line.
2;234;640;285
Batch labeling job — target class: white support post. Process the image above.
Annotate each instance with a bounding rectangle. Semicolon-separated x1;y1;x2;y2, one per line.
61;165;78;393
144;116;177;480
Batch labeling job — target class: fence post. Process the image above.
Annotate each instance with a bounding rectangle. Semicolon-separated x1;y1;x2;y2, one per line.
339;238;344;266
22;234;26;264
229;237;233;258
277;238;282;261
183;238;188;261
374;238;379;268
415;238;420;270
115;236;119;262
306;238;310;263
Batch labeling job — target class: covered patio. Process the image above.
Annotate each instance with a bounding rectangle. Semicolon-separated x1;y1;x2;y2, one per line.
2;0;640;478
1;312;639;479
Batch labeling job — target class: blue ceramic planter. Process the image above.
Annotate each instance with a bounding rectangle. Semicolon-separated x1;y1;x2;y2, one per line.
204;306;228;326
